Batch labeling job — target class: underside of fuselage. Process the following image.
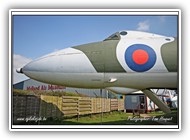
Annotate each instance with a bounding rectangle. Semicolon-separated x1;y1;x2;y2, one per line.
23;71;177;89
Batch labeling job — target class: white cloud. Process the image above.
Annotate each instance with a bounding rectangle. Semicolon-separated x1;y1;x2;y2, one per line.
137;20;150;31
159;16;166;22
13;54;32;84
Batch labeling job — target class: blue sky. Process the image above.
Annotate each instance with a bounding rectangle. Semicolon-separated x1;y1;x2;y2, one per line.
13;15;178;83
13;15;178;59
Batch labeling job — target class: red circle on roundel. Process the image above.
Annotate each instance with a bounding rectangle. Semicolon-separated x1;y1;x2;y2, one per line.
132;49;149;65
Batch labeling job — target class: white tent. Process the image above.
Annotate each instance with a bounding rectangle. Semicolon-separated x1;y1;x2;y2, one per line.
171;96;178;108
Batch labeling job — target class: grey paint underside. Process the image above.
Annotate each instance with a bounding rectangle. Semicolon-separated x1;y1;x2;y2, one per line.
142;89;171;113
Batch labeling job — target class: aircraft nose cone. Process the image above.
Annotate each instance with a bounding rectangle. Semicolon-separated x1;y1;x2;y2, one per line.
16;68;23;73
22;57;51;73
21;58;45;80
21;47;97;81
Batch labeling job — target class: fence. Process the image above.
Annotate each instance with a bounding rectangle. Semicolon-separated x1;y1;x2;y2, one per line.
13;95;41;122
13;95;124;123
61;96;124;116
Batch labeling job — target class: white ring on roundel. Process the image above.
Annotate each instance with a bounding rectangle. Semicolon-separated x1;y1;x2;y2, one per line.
116;38;174;73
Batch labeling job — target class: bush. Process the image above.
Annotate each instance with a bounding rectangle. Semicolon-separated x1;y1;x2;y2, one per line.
13;89;87;97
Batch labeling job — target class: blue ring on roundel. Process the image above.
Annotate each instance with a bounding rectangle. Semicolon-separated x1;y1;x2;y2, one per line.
125;44;157;72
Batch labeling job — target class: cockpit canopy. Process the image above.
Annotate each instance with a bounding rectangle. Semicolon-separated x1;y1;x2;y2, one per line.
104;30;169;41
104;32;120;41
103;31;128;41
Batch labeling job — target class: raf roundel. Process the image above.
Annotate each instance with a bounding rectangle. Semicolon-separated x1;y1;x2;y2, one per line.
125;44;157;72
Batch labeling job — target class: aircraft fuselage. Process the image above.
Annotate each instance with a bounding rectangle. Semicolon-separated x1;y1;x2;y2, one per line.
18;30;178;92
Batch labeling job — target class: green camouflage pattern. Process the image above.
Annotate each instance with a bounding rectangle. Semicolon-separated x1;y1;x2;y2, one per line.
73;40;126;72
161;38;177;72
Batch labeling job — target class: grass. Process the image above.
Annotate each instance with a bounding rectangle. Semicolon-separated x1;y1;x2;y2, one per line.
13;88;87;97
38;110;178;125
15;110;178;125
147;109;178;123
147;109;178;124
63;112;159;125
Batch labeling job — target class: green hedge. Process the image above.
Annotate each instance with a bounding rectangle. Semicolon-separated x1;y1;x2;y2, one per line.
13;89;87;97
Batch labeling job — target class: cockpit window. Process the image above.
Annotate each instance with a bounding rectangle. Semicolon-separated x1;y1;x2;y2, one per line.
120;31;127;36
104;32;120;41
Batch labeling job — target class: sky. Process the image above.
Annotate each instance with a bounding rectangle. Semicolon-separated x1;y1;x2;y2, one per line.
13;15;178;84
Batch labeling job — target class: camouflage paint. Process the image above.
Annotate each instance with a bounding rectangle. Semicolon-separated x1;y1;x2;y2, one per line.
73;40;126;72
161;38;177;72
